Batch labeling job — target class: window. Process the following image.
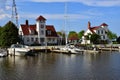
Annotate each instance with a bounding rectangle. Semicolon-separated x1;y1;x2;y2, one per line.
31;37;34;42
101;30;104;34
30;30;35;35
47;30;51;35
41;25;44;28
27;37;29;42
41;30;44;35
98;30;100;34
40;38;45;42
36;38;38;42
103;35;105;39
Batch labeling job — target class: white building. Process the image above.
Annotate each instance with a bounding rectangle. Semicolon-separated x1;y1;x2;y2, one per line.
81;21;109;44
19;15;59;45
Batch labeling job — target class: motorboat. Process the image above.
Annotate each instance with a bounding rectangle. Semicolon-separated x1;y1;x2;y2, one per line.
0;49;8;57
8;44;31;56
60;44;84;54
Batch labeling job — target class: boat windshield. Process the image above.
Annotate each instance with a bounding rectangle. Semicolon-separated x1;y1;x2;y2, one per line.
11;44;25;48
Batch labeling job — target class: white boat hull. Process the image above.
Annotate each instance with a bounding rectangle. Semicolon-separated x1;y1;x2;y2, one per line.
8;48;30;56
60;46;84;54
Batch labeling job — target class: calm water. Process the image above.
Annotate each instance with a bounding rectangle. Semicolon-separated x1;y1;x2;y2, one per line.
0;52;120;80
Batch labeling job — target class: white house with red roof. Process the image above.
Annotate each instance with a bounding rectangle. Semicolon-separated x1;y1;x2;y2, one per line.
19;15;59;45
81;21;109;44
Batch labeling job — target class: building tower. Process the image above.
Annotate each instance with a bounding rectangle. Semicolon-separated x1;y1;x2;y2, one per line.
36;16;46;45
12;0;18;27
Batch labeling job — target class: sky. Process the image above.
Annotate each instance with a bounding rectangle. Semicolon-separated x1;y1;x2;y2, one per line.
0;0;120;36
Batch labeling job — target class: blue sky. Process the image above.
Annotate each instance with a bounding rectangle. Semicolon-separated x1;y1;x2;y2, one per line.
0;0;120;36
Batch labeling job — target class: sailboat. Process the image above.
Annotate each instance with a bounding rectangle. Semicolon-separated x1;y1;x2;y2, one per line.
59;2;84;54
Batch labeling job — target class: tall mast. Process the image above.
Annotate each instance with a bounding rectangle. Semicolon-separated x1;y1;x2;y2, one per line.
64;2;68;45
12;0;18;27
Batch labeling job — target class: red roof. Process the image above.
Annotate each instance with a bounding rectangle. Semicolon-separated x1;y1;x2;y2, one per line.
46;25;58;37
29;25;36;30
36;16;46;21
68;37;79;40
21;25;29;35
100;23;108;26
91;26;99;30
88;26;99;34
21;24;58;37
87;22;108;34
21;24;37;35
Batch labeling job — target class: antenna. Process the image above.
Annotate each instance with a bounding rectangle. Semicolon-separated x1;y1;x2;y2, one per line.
12;0;18;27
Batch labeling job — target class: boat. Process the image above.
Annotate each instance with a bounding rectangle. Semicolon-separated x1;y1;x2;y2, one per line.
51;44;84;54
8;44;31;56
60;44;84;54
0;49;8;57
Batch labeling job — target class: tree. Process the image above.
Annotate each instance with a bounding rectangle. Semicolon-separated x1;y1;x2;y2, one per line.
68;31;78;39
90;34;100;44
0;27;2;46
0;21;20;47
107;30;117;40
78;30;84;39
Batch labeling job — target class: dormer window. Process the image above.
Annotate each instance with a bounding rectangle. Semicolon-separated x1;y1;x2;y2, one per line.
47;30;51;35
30;30;34;35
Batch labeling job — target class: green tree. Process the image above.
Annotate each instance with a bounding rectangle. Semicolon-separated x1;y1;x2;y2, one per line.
0;21;20;47
0;27;2;46
78;30;84;39
68;31;78;40
90;34;100;44
107;30;117;40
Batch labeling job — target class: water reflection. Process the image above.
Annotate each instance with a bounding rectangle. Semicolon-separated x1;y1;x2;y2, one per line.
0;52;120;80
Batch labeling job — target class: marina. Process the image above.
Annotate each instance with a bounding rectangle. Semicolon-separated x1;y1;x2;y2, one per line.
1;44;120;57
0;51;120;80
0;0;120;80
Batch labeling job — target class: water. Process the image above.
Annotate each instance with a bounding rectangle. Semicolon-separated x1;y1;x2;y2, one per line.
0;52;120;80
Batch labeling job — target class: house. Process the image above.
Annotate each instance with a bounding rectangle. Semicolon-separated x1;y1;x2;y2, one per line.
81;21;109;44
19;15;59;45
68;35;79;44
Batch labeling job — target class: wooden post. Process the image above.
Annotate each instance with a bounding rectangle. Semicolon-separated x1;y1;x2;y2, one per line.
14;48;15;56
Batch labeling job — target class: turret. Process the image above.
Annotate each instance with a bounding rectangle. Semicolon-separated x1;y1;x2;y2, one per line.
36;15;46;44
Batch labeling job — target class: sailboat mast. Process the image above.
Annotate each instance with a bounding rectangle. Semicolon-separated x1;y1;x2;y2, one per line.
64;2;68;45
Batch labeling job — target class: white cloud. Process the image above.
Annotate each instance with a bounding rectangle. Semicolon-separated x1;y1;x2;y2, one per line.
20;0;120;7
81;0;120;7
5;5;11;10
0;14;10;19
0;0;11;20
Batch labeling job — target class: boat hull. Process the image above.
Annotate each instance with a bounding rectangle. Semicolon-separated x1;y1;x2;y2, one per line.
8;48;30;56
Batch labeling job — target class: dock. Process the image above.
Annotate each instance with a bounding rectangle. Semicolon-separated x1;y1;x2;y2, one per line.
98;47;119;51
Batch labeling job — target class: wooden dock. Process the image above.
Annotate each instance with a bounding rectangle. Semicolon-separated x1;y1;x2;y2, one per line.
28;45;120;53
99;47;119;51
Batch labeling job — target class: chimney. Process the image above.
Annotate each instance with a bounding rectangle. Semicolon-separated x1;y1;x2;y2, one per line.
26;20;29;26
88;21;91;29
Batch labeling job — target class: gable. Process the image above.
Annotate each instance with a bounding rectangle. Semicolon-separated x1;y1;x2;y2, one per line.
46;25;58;37
84;29;93;35
21;24;37;35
